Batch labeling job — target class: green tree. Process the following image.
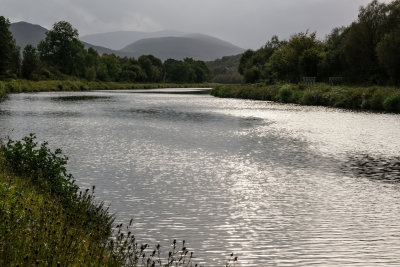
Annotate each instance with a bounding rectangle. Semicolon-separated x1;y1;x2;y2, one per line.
84;48;100;81
239;36;282;83
184;58;211;83
238;50;255;75
164;59;194;83
299;48;324;77
267;32;324;82
96;62;110;81
99;54;121;81
376;28;400;85
138;55;164;82
243;67;260;83
38;21;86;75
119;57;140;82
164;58;210;83
9;44;21;78
342;0;387;83
323;27;348;78
22;45;40;79
0;16;19;77
376;0;400;85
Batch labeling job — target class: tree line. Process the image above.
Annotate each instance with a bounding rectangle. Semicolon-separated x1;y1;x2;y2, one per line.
0;18;211;83
239;0;400;85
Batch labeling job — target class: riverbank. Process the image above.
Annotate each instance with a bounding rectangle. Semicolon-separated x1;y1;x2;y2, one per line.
3;80;399;114
0;79;215;97
0;135;229;266
211;83;400;113
0;136;115;265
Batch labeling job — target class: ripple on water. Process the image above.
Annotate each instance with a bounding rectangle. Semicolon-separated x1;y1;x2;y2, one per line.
0;90;399;266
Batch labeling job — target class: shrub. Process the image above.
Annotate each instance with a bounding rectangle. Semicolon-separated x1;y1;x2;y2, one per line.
301;90;325;106
361;89;386;110
278;85;293;103
1;134;78;200
383;92;400;112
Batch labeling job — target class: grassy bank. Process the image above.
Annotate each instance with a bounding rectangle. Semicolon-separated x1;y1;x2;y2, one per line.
0;135;237;266
211;83;400;113
0;79;215;95
2;79;400;113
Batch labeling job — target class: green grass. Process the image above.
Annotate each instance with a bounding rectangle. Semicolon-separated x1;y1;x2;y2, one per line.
0;79;216;95
0;82;9;100
0;135;238;266
211;83;400;113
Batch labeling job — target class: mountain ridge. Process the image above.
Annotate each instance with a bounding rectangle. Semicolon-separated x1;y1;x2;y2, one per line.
80;30;185;50
9;21;244;61
121;36;244;61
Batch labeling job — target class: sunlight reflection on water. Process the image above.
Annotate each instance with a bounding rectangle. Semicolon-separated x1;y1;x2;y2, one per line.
0;90;399;266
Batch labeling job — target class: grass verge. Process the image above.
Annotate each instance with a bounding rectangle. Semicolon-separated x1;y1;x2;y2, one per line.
211;83;400;113
0;79;215;95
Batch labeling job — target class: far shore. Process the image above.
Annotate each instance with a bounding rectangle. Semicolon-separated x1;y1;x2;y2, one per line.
1;79;399;113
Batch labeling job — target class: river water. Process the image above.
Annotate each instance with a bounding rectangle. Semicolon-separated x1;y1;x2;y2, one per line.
0;89;399;266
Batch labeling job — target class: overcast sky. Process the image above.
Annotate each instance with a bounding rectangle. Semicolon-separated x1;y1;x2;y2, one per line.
1;0;392;49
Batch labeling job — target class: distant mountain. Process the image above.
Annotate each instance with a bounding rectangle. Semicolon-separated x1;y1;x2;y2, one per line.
81;42;130;58
9;21;47;49
9;21;125;56
80;30;185;50
10;21;245;61
120;35;245;61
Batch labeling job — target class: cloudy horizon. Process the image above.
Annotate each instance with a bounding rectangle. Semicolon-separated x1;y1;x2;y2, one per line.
1;0;393;49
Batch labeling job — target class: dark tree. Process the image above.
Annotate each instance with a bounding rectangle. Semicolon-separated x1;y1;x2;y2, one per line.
377;27;400;85
38;21;86;75
22;45;40;79
0;16;19;77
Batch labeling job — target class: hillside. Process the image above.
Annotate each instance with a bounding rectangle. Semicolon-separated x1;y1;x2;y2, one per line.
9;21;47;48
80;30;184;50
120;36;244;61
9;21;244;61
9;21;126;56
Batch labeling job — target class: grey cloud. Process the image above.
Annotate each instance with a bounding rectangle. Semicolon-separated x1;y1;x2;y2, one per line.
1;0;392;49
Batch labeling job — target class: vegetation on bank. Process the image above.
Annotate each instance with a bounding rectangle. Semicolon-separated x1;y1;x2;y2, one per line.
206;54;243;84
0;18;211;84
239;0;400;86
211;83;400;113
0;79;214;96
0;135;237;266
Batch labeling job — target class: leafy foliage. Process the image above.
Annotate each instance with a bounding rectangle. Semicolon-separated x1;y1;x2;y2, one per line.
212;83;400;113
165;58;211;83
22;45;40;79
1;134;77;200
239;0;400;86
0;16;20;78
206;54;243;84
0;18;212;84
38;21;86;76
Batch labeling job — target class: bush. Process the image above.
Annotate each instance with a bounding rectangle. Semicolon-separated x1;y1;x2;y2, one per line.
301;90;325;106
1;134;78;199
361;89;386;110
384;93;400;112
278;85;293;103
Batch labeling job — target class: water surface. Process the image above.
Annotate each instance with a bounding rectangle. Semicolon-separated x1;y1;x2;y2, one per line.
0;89;399;266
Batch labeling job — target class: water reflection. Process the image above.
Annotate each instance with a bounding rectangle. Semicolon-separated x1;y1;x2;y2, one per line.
51;95;112;101
0;90;399;267
345;155;400;183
